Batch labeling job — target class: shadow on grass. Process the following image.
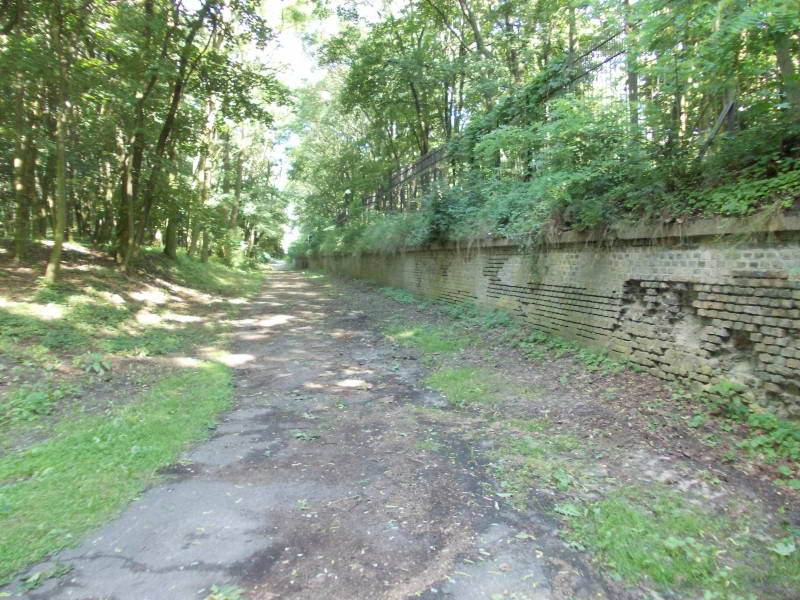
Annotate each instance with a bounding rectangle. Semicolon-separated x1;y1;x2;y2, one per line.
0;300;221;359
0;360;234;585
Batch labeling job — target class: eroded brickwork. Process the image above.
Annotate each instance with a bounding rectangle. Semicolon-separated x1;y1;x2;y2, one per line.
311;225;800;415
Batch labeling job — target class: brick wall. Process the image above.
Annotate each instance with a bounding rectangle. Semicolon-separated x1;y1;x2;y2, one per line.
310;216;800;416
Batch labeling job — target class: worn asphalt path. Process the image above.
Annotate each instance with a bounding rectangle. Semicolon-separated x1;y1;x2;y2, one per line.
10;270;609;600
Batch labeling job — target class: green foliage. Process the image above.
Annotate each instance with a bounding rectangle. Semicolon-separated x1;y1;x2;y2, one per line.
436;302;513;330
290;0;800;258
564;486;800;598
204;585;246;600
0;0;287;275
739;410;800;463
566;489;735;591
691;380;800;463
1;381;79;425
0;361;233;584
138;250;265;298
490;427;585;506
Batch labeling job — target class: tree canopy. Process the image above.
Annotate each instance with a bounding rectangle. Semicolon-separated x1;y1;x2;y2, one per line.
2;0;799;268
1;0;289;279
287;0;800;257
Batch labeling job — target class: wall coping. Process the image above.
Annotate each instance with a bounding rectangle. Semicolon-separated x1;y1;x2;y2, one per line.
315;212;800;257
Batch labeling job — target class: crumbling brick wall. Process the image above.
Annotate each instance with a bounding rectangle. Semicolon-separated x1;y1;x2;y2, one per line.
310;217;800;416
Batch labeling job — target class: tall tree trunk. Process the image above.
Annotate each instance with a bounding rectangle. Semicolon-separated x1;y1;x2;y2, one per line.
624;0;639;134
35;149;54;237
163;147;179;259
45;2;68;283
503;13;521;84
200;228;211;263
137;0;214;246
119;0;167;267
774;31;800;126
222;149;242;263
12;75;30;261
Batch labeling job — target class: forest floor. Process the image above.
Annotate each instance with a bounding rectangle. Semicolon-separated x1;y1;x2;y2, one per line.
1;262;799;600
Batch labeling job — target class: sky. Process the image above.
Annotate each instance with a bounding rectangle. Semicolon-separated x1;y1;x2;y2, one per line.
259;2;339;250
256;1;393;251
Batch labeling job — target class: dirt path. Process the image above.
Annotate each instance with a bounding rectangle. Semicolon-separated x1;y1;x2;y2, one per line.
9;269;611;600
9;269;799;599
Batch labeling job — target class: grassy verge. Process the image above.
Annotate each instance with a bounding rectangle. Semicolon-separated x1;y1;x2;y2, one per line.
379;285;800;487
0;243;266;584
0;362;233;584
1;247;262;429
425;367;500;409
138;250;264;297
385;323;473;355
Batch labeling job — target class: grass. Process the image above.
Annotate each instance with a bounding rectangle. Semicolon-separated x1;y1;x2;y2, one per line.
417;438;444;452
424;367;500;408
0;284;221;361
382;287;418;304
0;243;266;584
565;489;733;590
561;487;800;599
0;361;233;584
385;323;473;355
138;250;265;298
489;425;586;506
1;249;262;430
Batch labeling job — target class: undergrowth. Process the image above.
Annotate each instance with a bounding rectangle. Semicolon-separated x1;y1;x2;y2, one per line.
1;247;261;429
371;277;800;599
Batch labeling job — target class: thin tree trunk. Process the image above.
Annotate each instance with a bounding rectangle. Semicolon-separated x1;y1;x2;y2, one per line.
13;75;30;261
200;228;211;263
774;31;800;126
624;0;639;134
137;0;214;246
45;2;68;283
163;147;179;259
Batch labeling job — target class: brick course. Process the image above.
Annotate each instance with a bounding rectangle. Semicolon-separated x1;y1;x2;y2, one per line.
310;218;800;416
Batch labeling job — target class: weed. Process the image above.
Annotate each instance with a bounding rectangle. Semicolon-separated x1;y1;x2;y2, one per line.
682;380;800;469
20;562;72;590
385;324;472;355
204;584;246;600
563;486;800;597
292;430;320;441
0;380;79;426
489;430;585;507
424;367;499;408
417;439;443;452
73;353;111;375
383;287;417;304
435;302;513;330
504;419;549;433
566;489;731;588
